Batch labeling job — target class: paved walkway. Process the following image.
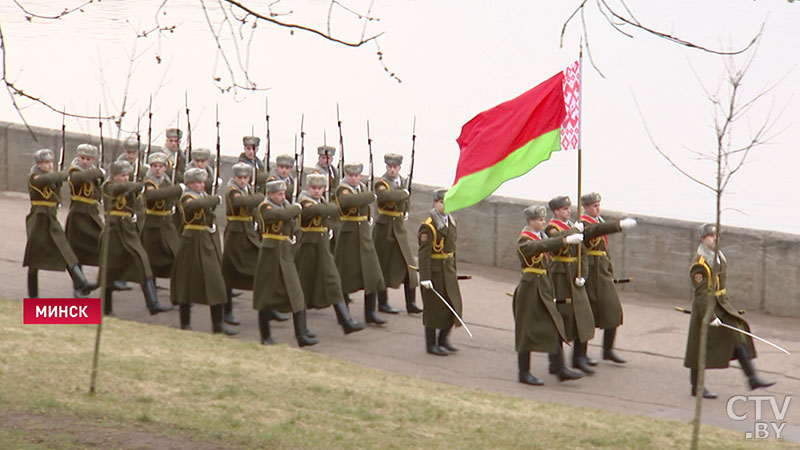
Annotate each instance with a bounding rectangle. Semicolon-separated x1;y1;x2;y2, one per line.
3;191;798;443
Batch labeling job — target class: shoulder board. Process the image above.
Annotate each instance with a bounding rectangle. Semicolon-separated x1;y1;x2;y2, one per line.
520;230;540;241
580;215;597;224
548;219;570;231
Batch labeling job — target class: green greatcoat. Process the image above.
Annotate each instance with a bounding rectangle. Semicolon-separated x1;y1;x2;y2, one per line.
372;174;419;289
115;154;147;232
418;210;462;329
580;215;625;329
513;227;568;354
683;250;756;369
100;180;153;283
141;175;182;278
333;182;385;295
65;163;104;266
313;163;340;251
544;219;595;343
23;170;78;271
295;192;344;309
170;191;226;306
221;181;263;291
252;199;305;313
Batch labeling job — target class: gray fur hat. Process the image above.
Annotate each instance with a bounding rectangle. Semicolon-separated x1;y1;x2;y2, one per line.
192;148;211;161
148;152;169;165
697;223;717;240
243;136;261;147
232;162;252;177
581;192;601;206
524;205;547;220
34;149;54;163
165;128;183;139
110;160;133;176
266;179;287;193
275;154;295;167
76;143;99;159
384;153;403;166
317;145;336;157
305;173;327;187
184;167;208;183
123;137;140;152
548;195;571;211
433;189;447;202
343;162;363;176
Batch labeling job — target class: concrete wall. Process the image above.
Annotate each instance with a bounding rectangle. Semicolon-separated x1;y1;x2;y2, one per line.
3;121;799;317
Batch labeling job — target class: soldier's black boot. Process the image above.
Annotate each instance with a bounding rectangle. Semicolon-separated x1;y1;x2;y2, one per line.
266;307;289;322
68;264;97;297
404;282;423;314
518;351;543;386
258;310;274;345
557;344;584;381
690;369;718;399
27;269;38;298
103;287;114;316
426;327;448;356
211;304;239;335
602;327;626;363
364;292;387;325
223;288;240;325
438;325;458;352
572;341;595;375
377;289;399;314
179;304;192;330
293;310;319;347
333;301;365;334
143;277;173;315
548;352;558;375
735;346;776;390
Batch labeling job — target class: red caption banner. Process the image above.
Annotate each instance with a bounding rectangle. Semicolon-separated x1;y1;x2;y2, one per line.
23;298;102;325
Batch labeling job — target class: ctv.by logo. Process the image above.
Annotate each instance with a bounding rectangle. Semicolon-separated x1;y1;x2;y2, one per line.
726;395;792;440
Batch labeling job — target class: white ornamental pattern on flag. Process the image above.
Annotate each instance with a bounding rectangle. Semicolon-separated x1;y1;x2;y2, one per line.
561;59;581;151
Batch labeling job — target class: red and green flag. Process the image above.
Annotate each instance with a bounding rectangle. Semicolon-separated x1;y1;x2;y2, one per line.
444;60;581;213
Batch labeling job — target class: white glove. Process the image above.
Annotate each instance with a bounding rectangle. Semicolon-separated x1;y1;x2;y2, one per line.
217;177;224;187
179;183;186;191
710;317;722;327
620;218;637;229
100;168;106;177
574;222;584;232
574;277;585;287
215;195;223;205
420;280;433;290
565;233;584;244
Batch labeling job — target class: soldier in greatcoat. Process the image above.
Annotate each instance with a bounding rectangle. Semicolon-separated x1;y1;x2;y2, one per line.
163;128;186;183
23;149;96;298
252;180;317;347
267;154;296;203
239;136;268;192
188;148;224;259
544;195;596;375
295;174;365;334
418;189;462;356
313;145;339;191
334;162;387;325
65;144;104;271
171;167;237;335
100;161;172;316
140;152;182;283
117;137;147;182
373;153;422;314
579;192;637;364
514;205;585;384
221;162;264;326
683;224;774;399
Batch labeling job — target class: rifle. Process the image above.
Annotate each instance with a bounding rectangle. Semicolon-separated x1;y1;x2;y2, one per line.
214;104;221;195
265;96;271;173
185;91;192;162
297;114;305;199
367;120;374;190
336;103;345;180
408;116;416;195
59;108;66;171
98;104;105;170
324;146;331;202
134;116;141;180
146;95;153;165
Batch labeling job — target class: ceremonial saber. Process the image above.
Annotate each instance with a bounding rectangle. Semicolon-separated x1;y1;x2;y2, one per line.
421;284;473;338
675;307;790;355
408;265;471;280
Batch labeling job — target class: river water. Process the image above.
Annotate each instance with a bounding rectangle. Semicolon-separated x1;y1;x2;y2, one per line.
1;0;799;233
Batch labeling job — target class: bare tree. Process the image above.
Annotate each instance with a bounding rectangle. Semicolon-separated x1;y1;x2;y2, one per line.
635;40;789;450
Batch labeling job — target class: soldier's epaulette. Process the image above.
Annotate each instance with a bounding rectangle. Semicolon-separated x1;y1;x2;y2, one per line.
375;179;389;191
520;230;540;241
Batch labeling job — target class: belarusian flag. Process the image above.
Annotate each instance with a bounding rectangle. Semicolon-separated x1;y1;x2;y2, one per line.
444;60;581;213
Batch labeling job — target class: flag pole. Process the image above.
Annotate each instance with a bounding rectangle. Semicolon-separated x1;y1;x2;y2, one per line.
575;42;584;285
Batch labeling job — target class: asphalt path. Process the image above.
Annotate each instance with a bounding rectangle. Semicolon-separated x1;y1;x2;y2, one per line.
3;191;798;443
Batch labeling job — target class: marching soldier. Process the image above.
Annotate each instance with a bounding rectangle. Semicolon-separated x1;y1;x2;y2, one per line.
684;224;774;399
221;162;264;326
267;154;296;202
544;196;596;375
295;173;365;334
187;148;215;194
373;153;422;314
579;192;637;364
65;144;104;273
239;136;267;192
514;205;584;384
334;163;387;325
171;167;237;335
313;145;339;190
23;149;96;298
418;189;462;356
117;137;147;182
163;128;186;183
252;180;317;347
140;153;182;285
100;161;172;316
